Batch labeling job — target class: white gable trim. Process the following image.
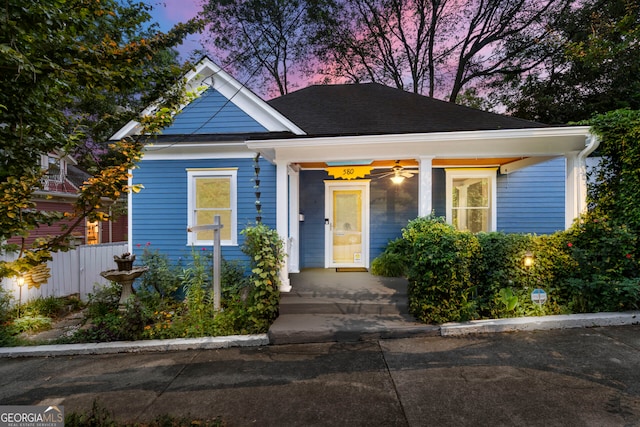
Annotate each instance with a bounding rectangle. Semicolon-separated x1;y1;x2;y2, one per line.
198;58;305;135
110;57;305;140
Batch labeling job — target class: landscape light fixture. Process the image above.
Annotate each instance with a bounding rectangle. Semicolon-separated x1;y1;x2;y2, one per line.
523;251;534;268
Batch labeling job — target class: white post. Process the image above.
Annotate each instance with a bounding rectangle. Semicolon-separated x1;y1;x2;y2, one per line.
187;215;223;311
288;165;300;273
418;156;434;217
276;160;291;291
212;214;221;312
565;152;580;229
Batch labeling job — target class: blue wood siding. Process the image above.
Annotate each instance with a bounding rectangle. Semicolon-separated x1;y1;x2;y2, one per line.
370;174;418;260
497;157;565;234
299;170;327;268
163;89;268;135
131;157;275;265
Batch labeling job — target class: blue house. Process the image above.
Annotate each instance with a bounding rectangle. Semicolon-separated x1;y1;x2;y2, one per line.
112;58;597;291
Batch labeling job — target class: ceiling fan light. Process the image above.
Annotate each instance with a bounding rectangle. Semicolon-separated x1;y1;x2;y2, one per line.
390;174;405;184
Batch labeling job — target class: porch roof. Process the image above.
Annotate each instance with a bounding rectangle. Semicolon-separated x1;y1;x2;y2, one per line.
247;127;594;166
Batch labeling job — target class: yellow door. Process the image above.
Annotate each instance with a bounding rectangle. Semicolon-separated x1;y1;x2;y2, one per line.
325;181;369;267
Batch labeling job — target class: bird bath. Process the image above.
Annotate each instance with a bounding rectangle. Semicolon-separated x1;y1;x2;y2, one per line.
100;255;148;309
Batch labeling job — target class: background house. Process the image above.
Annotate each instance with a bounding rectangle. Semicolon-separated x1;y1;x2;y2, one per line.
6;153;127;249
114;58;595;290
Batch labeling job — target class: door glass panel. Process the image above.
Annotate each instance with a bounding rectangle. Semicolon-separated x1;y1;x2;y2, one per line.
452;177;489;233
333;190;363;264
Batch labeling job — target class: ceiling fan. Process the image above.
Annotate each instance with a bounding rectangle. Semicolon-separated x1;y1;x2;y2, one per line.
377;161;417;184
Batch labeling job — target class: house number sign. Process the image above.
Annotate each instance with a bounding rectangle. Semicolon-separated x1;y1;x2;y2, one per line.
326;166;372;180
531;288;548;305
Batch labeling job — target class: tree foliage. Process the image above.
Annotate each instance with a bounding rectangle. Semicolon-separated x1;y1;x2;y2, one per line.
496;0;640;123
201;0;332;97
204;0;574;101
0;0;203;278
584;109;640;232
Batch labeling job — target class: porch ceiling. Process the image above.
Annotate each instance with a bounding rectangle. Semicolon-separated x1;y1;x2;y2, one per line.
296;158;523;169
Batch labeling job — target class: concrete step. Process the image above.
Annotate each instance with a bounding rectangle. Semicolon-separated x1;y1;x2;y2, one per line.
268;313;439;345
279;294;408;315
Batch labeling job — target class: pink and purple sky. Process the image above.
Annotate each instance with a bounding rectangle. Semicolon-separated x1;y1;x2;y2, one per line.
146;0;205;59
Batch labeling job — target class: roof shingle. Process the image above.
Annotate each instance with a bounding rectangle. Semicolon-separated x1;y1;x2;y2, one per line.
267;83;546;136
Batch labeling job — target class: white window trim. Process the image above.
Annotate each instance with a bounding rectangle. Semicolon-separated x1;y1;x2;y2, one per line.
187;168;238;246
445;168;497;232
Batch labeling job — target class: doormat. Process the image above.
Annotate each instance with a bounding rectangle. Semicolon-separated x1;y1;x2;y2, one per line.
336;267;368;272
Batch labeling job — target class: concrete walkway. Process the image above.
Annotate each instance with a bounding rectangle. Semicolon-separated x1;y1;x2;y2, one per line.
269;268;439;344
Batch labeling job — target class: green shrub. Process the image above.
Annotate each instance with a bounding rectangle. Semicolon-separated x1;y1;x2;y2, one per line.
65;399;224;427
68;297;151;343
61;283;135;343
222;259;250;297
403;217;480;323
21;295;72;318
473;232;533;316
0;285;13;324
586;109;640;233
3;233;282;345
472;232;570;318
390;210;640;324
371;238;408;277
0;286;17;346
11;315;52;334
241;223;284;332
561;213;639;312
566;277;640;313
138;247;181;298
179;247;216;337
565;214;638;281
85;282;121;320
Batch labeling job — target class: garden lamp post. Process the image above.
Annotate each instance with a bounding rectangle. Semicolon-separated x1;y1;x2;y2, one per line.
16;274;25;318
524;251;548;305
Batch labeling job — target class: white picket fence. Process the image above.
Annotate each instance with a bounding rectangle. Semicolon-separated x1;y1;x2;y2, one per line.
1;242;128;304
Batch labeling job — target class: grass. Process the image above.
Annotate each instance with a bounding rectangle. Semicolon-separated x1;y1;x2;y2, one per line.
65;400;224;427
0;295;85;346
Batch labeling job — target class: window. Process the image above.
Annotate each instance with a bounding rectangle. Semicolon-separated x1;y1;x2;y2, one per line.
446;168;497;233
187;169;237;245
86;220;100;245
47;156;62;181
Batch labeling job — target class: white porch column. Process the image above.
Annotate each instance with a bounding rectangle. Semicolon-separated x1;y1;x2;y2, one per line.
288;165;300;273
418;156;434;217
276;159;292;291
565;151;580;229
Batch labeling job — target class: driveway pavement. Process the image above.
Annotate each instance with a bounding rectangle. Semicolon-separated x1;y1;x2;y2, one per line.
1;325;640;426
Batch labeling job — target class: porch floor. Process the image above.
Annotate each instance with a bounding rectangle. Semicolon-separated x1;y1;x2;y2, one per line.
268;268;439;344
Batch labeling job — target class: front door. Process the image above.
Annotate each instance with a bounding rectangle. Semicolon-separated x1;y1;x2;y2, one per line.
324;180;370;268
